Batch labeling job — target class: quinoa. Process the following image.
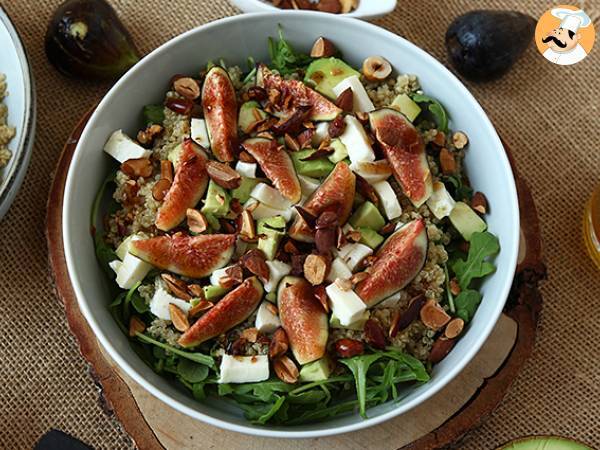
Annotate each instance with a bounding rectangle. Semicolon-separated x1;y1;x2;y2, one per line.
147;318;182;347
364;73;420;108
0;74;15;170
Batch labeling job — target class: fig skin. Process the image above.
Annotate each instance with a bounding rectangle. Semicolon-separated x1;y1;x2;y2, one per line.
178;277;264;347
45;0;140;80
355;219;428;307
202;67;238;162
445;10;536;82
130;234;236;279
155;139;209;231
241;137;302;203
277;276;328;365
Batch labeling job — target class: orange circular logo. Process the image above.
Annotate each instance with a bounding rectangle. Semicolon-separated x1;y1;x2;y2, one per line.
535;5;595;65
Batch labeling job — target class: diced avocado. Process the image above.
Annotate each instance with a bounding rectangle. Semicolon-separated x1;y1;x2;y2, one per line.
203;285;228;300
330;310;370;330
449;201;487;241
238;101;268;134
299;357;333;382
291;149;335;178
328;139;348;164
203;212;221;232
391;93;422;122
304;57;360;100
257;216;286;260
265;292;277;303
168;143;183;167
349;201;386;232
201;180;230;217
498;436;590;450
231;176;259;203
358;227;384;249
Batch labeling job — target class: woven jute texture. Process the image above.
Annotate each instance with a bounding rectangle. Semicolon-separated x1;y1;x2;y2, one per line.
0;0;598;448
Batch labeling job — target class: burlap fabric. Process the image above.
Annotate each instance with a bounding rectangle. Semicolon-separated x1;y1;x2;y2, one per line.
0;0;598;448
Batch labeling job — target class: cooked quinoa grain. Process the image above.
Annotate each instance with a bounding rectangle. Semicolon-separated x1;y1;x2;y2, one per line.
0;74;15;170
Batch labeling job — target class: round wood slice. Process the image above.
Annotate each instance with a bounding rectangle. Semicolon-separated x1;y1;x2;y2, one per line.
46;111;546;450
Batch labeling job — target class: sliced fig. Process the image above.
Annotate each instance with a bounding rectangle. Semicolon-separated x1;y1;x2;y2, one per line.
178;277;263;347
289;162;355;242
355;219;428;307
369;108;433;207
202;66;238;162
277;276;328;365
130;233;236;279
155;139;208;231
241;137;302;203
257;64;341;121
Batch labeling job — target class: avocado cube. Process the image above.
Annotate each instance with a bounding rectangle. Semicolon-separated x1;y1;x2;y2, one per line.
304;57;360;100
203;285;228;300
349;201;386;232
358;227;384;249
299;357;333;382
257;216;286;260
265;292;277;303
201;180;230;217
239;101;268;134
391;93;422;122
328;139;348;164
231;176;259;203
291;149;335;178
449;201;487;241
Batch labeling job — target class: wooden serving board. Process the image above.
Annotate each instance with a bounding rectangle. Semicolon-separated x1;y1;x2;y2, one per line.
46;110;546;449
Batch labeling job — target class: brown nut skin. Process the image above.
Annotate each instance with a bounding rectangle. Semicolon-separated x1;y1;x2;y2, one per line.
471;191;488;215
362;56;393;82
429;337;456;363
273;355;299;384
389;294;426;337
206;160;242;189
310;36;337;58
269;327;289;359
439;148;457;175
335;338;364;358
420;299;452;330
178;277;263;347
444;318;464;339
363;319;386;349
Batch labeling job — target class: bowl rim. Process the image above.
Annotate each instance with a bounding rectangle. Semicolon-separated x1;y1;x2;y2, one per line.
63;11;520;438
0;7;36;221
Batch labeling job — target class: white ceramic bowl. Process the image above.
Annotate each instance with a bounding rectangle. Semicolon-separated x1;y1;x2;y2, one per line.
0;8;35;222
230;0;397;20
63;12;519;438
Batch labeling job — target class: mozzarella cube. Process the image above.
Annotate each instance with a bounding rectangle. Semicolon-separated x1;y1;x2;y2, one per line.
337;242;373;271
311;122;330;146
326;257;353;283
209;265;236;286
426;181;456;219
255;302;281;334
332;75;375;113
235;161;257;178
250;201;293;222
350;160;392;184
103;130;151;163
250;183;292;211
263;260;292;293
191;118;210;149
150;282;192;320
372;180;402;220
326;283;367;326
298;175;320;198
339;116;375;164
218;355;270;384
109;260;122;275
115;252;153;290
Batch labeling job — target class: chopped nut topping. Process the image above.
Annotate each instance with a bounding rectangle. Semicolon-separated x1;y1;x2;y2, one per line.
128;315;146;337
269;327;289;359
265;303;279;316
186;208;208;234
449;278;461;296
206;161;242;189
334;277;352;291
432;130;446;147
241;327;259;343
362;56;392;82
189;300;214;318
313;285;330;313
445;318;464;339
335;87;354;112
169;304;190;332
351;271;369;285
239;210;256;240
284;133;300;152
137;124;164;146
303;254;329;285
160;160;174;182
241;249;270;283
273;355;299;384
328;115;346;138
420;299;451;330
161;273;192;300
187;284;204;298
452;131;469;149
335;338;364;358
310;37;337;58
238;150;257;163
429;337;456;363
389;294;426;337
363;319;386;349
471;191;488;215
439;148;457;175
121;158;153;179
173;77;200;100
152;178;172;201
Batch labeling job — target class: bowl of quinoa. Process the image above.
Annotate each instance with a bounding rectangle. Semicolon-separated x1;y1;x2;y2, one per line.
0;8;35;221
63;12;519;437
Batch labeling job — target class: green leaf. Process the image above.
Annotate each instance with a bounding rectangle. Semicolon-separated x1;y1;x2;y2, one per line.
411;93;449;132
122;281;141;322
192;382;207;401
239;396;286;424
451;231;500;289
454;289;483;323
339;353;384;418
177;359;210;383
268;26;312;75
131;292;149;314
135;333;215;368
443;264;455;314
142;105;165;125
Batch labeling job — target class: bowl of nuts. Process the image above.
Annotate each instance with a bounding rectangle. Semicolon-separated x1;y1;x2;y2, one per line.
230;0;397;20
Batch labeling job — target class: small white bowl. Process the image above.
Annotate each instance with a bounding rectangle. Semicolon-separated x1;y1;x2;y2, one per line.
0;8;35;221
63;11;519;438
230;0;397;20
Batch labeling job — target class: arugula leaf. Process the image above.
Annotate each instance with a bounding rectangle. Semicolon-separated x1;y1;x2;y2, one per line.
442;175;473;202
339;353;384;418
454;289;483;322
451;231;500;289
411;93;449;132
268;26;312;75
192;382;207;401
443;264;455;314
142;105;165;125
287;399;360;425
238;396;286;424
135;333;215;368
122;281;141;322
177;359;209;383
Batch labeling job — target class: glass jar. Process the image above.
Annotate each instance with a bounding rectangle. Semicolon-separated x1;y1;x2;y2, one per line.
583;183;600;270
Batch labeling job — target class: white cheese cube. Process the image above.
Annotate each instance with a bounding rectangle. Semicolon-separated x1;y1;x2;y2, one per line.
150;282;192;320
339;116;375;164
109;260;122;275
426;181;456;219
372;180;402;220
250;183;292;211
235;161;257;178
298;175;320;198
332;75;375;113
103;130;151;163
255;302;281;334
190;118;210;149
350;160;392;184
218;355;270;384
337;242;373;271
116;252;153;290
311;122;330;146
326;283;367;326
327;257;353;282
263;260;292;293
250;201;293;222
